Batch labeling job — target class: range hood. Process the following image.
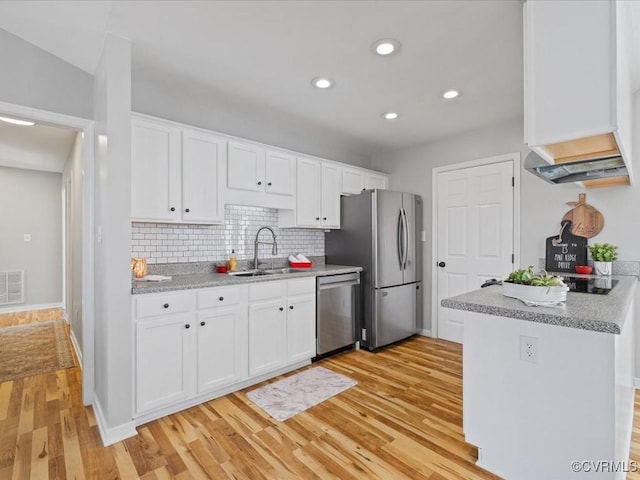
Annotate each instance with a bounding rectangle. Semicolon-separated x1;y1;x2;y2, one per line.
525;133;631;188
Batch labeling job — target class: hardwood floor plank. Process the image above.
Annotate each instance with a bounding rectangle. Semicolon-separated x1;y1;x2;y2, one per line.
29;427;49;480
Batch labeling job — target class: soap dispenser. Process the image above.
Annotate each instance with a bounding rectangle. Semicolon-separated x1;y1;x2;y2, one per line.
229;249;237;271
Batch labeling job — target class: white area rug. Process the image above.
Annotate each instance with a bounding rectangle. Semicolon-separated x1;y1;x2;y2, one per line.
246;366;357;421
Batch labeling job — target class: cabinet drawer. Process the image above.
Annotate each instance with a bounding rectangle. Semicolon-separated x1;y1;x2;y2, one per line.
136;292;195;319
198;286;243;309
287;277;316;296
249;281;285;302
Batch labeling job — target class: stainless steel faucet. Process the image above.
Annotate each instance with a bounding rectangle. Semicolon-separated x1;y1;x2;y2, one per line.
253;226;278;269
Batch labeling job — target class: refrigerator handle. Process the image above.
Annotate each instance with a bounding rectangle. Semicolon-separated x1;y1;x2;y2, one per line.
401;207;410;270
397;209;404;270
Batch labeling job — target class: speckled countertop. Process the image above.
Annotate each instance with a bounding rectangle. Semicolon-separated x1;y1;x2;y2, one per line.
132;264;362;294
441;274;637;334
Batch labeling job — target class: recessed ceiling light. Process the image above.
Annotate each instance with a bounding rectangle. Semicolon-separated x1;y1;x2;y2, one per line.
0;116;35;126
442;89;461;100
371;38;401;56
382;112;399;120
311;77;334;89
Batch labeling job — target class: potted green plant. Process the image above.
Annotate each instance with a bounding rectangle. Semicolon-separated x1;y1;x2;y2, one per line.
589;243;617;276
503;266;568;304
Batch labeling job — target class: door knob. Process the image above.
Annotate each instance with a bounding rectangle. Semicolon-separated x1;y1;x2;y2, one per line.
438;261;446;268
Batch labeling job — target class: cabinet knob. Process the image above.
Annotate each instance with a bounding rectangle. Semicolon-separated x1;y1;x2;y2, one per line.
316;217;320;221
279;307;284;311
170;207;175;212
257;181;262;186
185;324;191;329
267;182;272;186
200;321;206;326
289;305;294;310
323;217;327;221
438;261;446;268
163;303;169;309
218;296;224;301
185;208;190;213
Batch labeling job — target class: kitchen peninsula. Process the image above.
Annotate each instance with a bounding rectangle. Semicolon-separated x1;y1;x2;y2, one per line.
442;275;637;480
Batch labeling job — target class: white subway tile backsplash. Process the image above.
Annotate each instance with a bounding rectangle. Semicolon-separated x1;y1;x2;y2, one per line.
132;205;325;264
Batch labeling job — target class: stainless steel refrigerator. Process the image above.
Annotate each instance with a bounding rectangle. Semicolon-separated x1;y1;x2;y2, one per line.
326;190;422;351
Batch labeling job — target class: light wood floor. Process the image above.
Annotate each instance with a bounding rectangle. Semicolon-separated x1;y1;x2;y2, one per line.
2;308;640;479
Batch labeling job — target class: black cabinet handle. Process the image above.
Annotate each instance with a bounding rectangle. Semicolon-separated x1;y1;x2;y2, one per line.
438;261;446;268
257;181;262;186
218;296;224;301
267;182;272;186
185;208;190;213
416;284;420;290
279;307;284;311
200;321;206;326
289;305;294;310
170;207;175;212
316;217;320;221
163;303;169;309
185;324;191;329
323;217;327;221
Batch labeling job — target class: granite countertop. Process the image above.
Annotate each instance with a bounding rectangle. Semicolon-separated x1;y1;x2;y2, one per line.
441;274;637;334
132;264;362;294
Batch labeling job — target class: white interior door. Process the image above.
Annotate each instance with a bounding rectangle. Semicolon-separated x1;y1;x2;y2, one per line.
436;160;515;343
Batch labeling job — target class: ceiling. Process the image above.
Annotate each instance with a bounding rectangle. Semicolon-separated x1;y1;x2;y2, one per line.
0;120;77;173
0;1;526;156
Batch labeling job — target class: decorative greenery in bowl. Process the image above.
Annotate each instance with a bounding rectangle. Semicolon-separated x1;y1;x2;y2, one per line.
588;243;618;262
505;266;565;287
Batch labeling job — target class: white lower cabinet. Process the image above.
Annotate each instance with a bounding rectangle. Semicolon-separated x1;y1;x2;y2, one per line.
134;277;316;420
136;312;196;414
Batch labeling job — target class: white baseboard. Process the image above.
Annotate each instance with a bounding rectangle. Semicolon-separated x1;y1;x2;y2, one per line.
92;398;137;447
0;302;62;314
69;329;83;370
417;329;432;337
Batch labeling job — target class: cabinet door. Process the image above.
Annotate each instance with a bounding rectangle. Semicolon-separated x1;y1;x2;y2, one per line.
197;307;246;393
227;141;265;192
286;294;316;363
342;167;365;195
248;299;286;377
136;313;195;414
182;129;225;224
296;158;321;227
131;118;181;221
265;150;296;196
321;162;341;228
365;172;388;190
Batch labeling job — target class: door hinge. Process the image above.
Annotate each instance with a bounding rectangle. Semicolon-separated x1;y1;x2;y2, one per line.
511;176;515;187
511;253;515;263
361;328;367;341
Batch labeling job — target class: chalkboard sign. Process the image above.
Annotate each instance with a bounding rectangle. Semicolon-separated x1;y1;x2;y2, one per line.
545;220;588;273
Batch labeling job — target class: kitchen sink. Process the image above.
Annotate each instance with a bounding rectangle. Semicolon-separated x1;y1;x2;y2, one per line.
228;268;308;277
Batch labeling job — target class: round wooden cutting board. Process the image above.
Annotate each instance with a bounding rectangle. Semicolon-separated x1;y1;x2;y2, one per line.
562;193;604;238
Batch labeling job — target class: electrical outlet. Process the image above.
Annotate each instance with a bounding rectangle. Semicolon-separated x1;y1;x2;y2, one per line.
520;335;539;364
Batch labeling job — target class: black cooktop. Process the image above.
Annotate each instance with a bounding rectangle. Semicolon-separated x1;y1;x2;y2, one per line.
562;275;618;295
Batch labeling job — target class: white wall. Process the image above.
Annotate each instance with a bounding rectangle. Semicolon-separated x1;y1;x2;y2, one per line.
92;35;135;444
371;116;639;332
132;71;371;169
0;166;62;308
0;28;93;119
62;132;84;359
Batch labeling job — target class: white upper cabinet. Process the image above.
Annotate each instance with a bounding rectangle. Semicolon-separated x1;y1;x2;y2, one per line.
283;157;340;229
524;0;633;187
131;115;225;224
342;166;389;194
226;141;296;209
131;118;181;222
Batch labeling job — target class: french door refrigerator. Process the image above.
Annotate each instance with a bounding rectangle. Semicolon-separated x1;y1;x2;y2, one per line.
326;190;422;350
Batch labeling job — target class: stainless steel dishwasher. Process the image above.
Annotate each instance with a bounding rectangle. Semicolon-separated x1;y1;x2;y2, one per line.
316;272;360;356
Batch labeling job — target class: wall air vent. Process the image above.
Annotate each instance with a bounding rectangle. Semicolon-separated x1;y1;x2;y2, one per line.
0;270;24;306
